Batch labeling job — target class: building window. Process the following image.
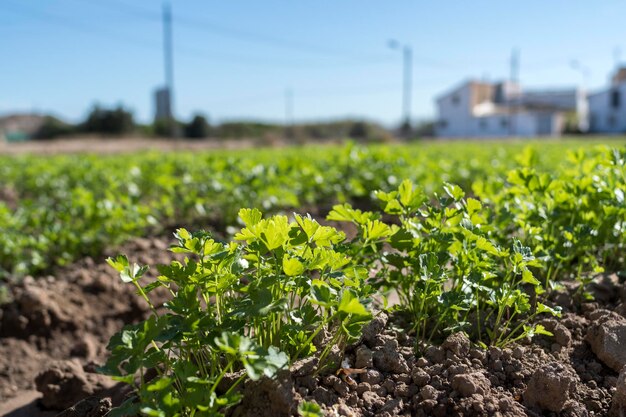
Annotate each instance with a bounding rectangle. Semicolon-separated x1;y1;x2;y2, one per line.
451;95;460;105
479;119;487;130
439;120;448;129
611;89;621;109
500;118;508;128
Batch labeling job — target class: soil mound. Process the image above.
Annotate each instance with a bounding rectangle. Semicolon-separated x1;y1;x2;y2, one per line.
0;237;175;407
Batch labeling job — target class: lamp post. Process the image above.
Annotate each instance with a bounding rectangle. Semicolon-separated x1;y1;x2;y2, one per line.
162;1;177;138
388;39;413;134
570;60;591;132
285;88;294;139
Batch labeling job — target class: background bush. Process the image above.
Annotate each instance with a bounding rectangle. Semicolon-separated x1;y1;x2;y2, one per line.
81;105;135;136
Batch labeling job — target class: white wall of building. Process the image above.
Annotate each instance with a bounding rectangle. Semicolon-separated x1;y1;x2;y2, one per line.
436;111;561;138
589;83;626;133
435;80;575;138
521;90;577;109
470;114;513;137
522;89;588;131
435;83;476;137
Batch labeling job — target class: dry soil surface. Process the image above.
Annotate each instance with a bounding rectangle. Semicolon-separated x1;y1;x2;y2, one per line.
0;137;349;155
1;236;626;417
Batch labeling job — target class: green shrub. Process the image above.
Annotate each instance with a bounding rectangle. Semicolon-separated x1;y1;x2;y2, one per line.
82;105;135;135
184;114;211;139
100;210;372;416
329;180;561;348
34;116;75;139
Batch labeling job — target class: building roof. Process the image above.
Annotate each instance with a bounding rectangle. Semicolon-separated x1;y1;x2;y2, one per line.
612;67;626;85
0;114;45;136
436;79;579;116
434;79;492;102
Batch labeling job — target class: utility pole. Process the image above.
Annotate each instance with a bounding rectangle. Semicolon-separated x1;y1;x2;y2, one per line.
510;48;520;84
570;59;591;132
403;46;413;131
285;88;294;139
388;40;413;136
163;1;176;138
508;48;520;136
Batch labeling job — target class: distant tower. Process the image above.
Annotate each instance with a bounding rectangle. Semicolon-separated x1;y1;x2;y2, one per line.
154;87;172;122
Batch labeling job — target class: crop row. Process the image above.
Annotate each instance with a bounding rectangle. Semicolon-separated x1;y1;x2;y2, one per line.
0;140;618;282
98;144;626;416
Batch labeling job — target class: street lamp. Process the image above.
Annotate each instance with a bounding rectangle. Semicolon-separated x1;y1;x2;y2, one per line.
388;39;413;134
570;60;591;132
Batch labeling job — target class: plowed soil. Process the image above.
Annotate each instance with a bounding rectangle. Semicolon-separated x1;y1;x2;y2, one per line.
1;234;625;417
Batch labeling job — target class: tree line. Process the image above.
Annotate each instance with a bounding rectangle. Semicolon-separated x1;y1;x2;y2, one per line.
34;104;434;141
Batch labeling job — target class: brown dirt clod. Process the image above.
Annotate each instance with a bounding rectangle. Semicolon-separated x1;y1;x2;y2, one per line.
450;372;491;397
34;359;114;410
610;365;626;417
523;361;577;412
586;315;626;372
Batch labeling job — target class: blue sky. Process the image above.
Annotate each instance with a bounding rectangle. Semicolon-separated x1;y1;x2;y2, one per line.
2;1;625;125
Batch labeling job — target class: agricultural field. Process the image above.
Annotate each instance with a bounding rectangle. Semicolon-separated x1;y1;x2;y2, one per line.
1;138;626;417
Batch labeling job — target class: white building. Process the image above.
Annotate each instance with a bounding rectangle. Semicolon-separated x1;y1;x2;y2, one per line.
435;80;587;138
588;68;626;134
0;114;45;142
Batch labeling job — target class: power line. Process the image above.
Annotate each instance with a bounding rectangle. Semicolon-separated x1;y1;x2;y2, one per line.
206;83;402;108
3;1;397;70
175;16;389;63
5;0;461;71
1;1;157;50
70;0;478;70
174;43;389;68
2;0;449;122
78;0;391;63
